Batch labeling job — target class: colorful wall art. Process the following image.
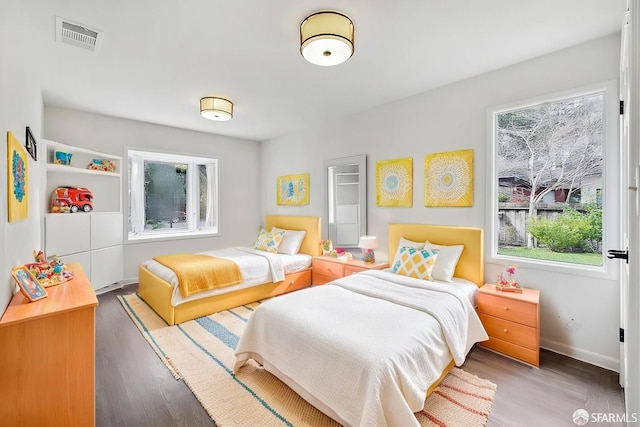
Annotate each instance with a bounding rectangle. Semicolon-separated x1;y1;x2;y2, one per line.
376;157;413;207
424;149;473;207
7;131;29;222
277;173;310;205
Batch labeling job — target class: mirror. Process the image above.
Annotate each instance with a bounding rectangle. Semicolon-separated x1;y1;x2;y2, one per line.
324;155;367;248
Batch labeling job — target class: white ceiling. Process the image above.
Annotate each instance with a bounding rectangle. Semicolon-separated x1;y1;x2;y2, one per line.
21;0;627;142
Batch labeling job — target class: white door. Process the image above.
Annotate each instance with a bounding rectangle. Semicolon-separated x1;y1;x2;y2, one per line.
618;0;639;421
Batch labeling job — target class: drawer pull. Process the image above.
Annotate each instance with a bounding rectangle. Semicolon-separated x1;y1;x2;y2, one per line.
503;328;508;333
503;306;509;311
326;267;330;270
290;281;294;285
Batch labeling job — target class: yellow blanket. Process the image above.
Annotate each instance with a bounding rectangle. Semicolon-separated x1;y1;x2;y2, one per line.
153;254;242;298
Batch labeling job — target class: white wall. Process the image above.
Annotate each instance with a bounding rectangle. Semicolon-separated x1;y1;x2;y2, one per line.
261;34;622;370
44;107;262;280
0;1;45;313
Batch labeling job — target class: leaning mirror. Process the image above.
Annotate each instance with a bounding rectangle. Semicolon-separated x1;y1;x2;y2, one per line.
324;155;367;248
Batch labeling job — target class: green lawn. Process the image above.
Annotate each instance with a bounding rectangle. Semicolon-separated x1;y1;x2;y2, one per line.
498;247;603;266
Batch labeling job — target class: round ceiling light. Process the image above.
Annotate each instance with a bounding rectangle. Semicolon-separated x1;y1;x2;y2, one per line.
200;97;233;121
300;11;354;66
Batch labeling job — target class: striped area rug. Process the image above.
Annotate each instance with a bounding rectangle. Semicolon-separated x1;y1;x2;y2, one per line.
119;293;496;426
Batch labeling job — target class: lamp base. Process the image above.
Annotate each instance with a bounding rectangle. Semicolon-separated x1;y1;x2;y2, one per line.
363;249;375;264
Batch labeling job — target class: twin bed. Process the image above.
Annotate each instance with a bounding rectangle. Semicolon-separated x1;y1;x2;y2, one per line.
137;218;487;426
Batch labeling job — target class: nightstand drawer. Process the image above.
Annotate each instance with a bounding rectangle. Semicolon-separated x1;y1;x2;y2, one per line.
313;259;344;280
344;265;366;276
478;293;537;327
480;336;539;366
479;313;538;349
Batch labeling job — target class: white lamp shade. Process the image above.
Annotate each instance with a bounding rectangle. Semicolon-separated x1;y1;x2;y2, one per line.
200;97;233;121
300;11;354;66
358;236;378;249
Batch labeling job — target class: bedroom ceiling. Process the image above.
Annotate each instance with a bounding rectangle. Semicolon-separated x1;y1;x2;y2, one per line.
15;0;627;141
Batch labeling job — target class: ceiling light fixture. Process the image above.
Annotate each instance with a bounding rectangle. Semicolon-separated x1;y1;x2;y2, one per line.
300;11;354;66
200;97;233;121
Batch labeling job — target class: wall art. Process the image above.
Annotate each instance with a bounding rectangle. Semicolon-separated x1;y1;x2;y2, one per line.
376;157;413;207
277;173;310;205
25;126;37;161
7;131;29;222
424;149;473;207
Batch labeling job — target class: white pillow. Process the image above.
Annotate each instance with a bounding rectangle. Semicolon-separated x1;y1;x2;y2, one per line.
391;237;426;269
424;241;464;282
271;227;306;255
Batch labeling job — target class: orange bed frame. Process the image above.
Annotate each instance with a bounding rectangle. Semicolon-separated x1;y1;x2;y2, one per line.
138;215;321;325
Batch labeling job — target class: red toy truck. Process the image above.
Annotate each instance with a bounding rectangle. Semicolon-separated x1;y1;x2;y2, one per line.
50;186;93;213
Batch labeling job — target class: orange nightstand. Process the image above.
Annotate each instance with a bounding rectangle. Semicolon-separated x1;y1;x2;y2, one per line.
312;256;389;285
477;283;540;366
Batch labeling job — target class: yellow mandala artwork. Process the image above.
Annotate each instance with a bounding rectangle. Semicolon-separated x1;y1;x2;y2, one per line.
376;157;413;207
424;149;473;207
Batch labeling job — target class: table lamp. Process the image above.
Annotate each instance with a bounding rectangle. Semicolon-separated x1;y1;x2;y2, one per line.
358;236;379;263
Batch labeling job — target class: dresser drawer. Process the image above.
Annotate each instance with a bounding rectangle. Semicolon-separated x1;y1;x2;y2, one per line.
479;313;538;349
480;336;539;366
313;259;344;280
478;292;537;327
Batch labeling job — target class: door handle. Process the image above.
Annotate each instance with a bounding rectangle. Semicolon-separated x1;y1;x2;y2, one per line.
607;249;629;264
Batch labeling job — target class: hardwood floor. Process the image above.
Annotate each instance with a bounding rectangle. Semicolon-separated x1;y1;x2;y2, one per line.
96;285;624;427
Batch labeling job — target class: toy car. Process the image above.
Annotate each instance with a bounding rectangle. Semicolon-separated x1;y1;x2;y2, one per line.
50;186;93;213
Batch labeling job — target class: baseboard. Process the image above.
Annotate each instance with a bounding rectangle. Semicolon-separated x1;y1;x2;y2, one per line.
94;278;138;295
541;338;619;372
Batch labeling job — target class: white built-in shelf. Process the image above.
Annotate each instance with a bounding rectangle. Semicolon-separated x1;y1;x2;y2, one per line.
46;163;121;177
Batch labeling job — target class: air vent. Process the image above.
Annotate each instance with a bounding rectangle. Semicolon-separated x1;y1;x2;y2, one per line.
55;16;103;51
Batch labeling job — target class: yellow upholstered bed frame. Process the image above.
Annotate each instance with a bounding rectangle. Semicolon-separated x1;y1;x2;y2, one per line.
138;215;322;325
388;223;485;396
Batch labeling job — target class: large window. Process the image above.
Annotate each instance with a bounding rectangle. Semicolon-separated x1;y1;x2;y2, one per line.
488;82;618;274
128;149;218;240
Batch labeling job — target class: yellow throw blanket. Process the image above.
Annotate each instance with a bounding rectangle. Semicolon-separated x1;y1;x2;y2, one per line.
153;254;242;298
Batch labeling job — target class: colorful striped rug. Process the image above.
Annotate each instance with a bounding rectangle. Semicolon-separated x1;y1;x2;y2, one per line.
119;293;497;426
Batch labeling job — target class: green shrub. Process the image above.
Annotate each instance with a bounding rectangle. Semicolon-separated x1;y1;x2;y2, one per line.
528;207;600;253
498;193;511;202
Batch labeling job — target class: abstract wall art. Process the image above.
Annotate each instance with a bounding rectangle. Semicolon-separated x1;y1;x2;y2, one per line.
424;149;473;207
376;157;413;207
7;131;29;222
277;173;310;205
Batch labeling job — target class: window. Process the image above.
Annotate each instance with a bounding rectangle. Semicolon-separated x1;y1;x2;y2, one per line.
127;149;218;240
487;82;618;275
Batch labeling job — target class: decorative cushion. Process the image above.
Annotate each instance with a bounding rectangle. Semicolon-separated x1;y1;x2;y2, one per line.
392;247;439;280
271;227;306;255
424;241;464;282
391;237;426;269
253;228;284;253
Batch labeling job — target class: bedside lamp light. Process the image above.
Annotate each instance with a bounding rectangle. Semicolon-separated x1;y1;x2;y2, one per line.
358;235;378;263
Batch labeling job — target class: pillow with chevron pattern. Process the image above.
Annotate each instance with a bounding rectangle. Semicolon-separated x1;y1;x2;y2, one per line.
392;246;440;280
253;228;285;253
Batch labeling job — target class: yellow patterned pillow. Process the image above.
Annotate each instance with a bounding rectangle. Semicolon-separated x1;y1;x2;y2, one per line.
392;246;439;280
253;228;285;253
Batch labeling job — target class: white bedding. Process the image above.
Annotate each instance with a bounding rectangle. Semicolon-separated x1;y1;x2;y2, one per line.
141;247;312;306
234;269;488;427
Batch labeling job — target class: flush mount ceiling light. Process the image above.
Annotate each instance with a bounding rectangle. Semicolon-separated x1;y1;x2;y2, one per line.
300;11;354;66
200;97;233;121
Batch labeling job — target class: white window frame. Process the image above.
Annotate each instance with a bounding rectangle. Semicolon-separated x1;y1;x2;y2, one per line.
485;80;619;279
126;148;219;242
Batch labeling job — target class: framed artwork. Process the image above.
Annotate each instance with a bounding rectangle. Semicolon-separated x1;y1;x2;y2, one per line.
424;149;473;207
376;157;413;207
7;131;29;222
277;173;310;205
25;126;37;161
11;267;48;302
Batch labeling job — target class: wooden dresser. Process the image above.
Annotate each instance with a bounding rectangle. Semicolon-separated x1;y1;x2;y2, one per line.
312;256;389;284
0;263;98;426
477;284;540;366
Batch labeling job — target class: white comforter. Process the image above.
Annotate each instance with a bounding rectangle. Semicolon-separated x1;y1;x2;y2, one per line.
234;269;488;427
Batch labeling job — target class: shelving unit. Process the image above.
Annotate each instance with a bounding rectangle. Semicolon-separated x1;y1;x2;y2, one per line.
42;139;124;290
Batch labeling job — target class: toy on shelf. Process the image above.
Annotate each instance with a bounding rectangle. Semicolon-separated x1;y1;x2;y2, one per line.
25;250;74;288
87;159;116;173
50;186;93;213
53;151;73;165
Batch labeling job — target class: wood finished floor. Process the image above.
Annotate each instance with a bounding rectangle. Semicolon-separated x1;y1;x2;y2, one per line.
97;284;625;427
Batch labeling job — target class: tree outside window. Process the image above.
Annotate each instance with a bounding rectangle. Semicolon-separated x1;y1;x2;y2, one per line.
495;92;604;266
